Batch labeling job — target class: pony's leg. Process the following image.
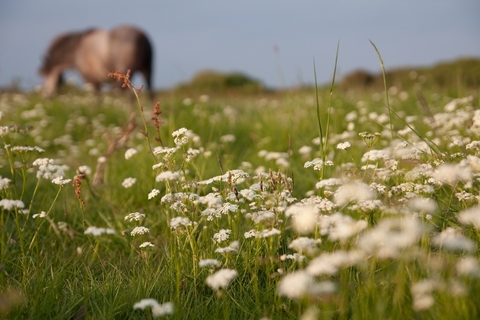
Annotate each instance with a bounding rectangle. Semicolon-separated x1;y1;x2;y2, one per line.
42;70;62;97
140;69;155;103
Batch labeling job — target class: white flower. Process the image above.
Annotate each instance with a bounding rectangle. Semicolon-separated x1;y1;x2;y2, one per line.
130;226;150;236
139;242;155;248
277;270;313;299
407;197;438;214
456;256;480;277
432;163;472;186
125;148;138;160
206;268;238;291
458;205;480;230
357;217;425;259
255;228;281;238
336;142;351;150
0;199;25;210
199;259;220;268
32;211;47;219
215;241;239;253
77;165;92;175
122;177;137;188
147;189;160;200
411;279;438;311
0;177;11;190
84;226;115;236
213;229;231;243
333;180;376;206
286;204;318;235
170;216;192;230
306;250;364;276
298;145;312;157
304;158;324;171
133;299;173;318
431;227;475;252
155;171;181;182
9;145;45;153
0;126;9;137
51;176;72;186
288;237;322;255
323;213;368;242
33;158;69;179
244;229;258;239
124;212;145;222
220;134;236;143
172;127;189;146
172;127;188;137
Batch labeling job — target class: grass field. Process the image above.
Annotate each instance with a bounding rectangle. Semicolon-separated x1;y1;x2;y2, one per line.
1;66;480;319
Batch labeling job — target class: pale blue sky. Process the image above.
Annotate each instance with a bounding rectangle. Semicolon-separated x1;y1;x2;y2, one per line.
0;1;479;90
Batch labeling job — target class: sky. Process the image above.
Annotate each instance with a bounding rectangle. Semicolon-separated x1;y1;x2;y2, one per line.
0;0;479;91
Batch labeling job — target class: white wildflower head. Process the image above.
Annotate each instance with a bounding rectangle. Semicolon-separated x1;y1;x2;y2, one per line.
139;242;155;248
32;211;47;219
84;226;115;236
133;299;173;318
431;227;475;252
199;259;220;268
155;171;181;182
206;268;237;291
304;158;324;171
125;148;138;160
306;250;364;276
336;142;351;150
51;176;72;186
361;149;390;162
215;240;239;253
0;126;9;137
148;189;160;200
358;217;425;259
122;177;137;188
432;163;472;186
411;279;438;311
124;212;145;222
298;145;312;157
325;212;368;242
77;165;91;176
33;158;69;180
170;216;192;230
0;199;25;211
0;177;11;190
220;134;236;143
456;256;480;277
172;127;189;146
130;226;150;236
213;229;231;243
286;204;318;235
277;270;314;299
407;197;438;215
333;180;376;207
458;205;480;230
288;237;322;255
255;228;281;238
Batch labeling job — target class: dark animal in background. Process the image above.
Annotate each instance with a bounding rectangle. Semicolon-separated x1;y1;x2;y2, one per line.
39;25;153;98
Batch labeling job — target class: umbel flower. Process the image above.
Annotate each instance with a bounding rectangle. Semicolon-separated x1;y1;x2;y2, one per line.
130;226;150;236
133;299;173;318
206;268;238;291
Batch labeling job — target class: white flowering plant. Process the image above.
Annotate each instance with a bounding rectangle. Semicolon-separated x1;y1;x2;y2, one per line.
1;62;480;320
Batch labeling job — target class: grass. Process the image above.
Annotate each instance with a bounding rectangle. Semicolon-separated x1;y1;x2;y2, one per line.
1;63;480;319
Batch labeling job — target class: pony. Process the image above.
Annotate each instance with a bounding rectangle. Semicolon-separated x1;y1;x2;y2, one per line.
39;25;153;98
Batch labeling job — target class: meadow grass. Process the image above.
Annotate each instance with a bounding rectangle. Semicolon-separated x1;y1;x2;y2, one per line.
0;71;480;319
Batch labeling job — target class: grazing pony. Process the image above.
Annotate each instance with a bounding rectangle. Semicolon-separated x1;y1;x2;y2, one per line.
39;25;153;98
